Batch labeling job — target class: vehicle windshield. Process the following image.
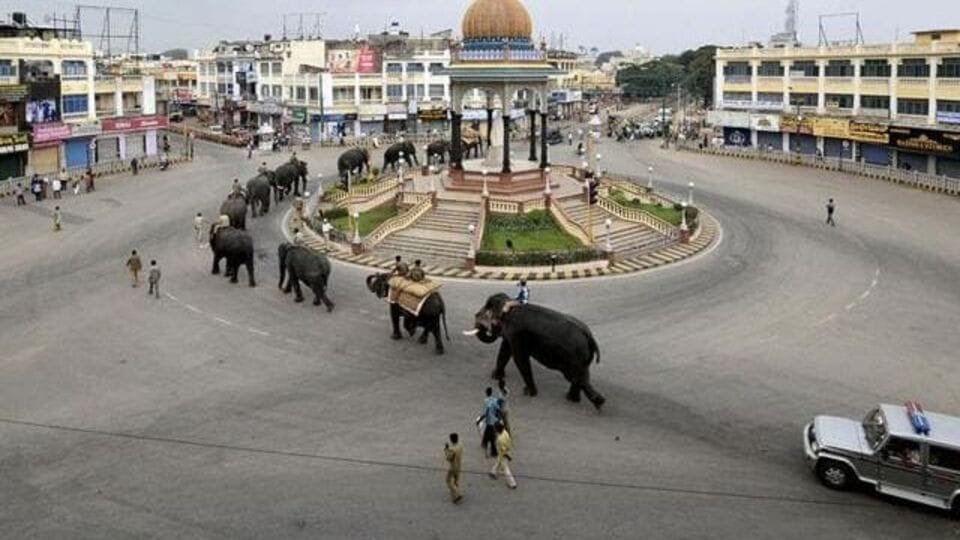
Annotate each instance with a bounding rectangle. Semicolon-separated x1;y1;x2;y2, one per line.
863;408;887;449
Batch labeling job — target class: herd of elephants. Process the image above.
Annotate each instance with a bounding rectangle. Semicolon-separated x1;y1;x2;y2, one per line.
206;141;606;410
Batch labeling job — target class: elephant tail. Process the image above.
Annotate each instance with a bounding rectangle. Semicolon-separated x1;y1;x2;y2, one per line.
442;307;450;342
588;333;600;364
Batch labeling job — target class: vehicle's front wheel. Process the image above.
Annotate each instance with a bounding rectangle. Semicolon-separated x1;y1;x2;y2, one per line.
816;460;854;490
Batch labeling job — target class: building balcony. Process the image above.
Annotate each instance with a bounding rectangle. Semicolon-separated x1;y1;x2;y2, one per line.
858;107;891;119
95;109;117;119
895;113;931;126
723;75;751;84
936;78;960;100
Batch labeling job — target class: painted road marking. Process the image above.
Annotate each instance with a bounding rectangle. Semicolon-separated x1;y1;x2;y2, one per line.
184;304;202;314
213;317;234;327
247;327;270;337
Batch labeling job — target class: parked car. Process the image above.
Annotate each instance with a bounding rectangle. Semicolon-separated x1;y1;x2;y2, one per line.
546;129;564;145
805;402;960;514
168;111;183;123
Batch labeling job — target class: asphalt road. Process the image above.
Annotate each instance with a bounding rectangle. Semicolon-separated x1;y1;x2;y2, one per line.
2;135;960;539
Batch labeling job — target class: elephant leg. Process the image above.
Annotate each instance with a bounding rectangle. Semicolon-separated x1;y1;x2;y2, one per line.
211;253;222;275
228;261;239;283
513;347;538;397
316;287;335;312
390;304;402;340
432;321;444;355
292;277;305;303
418;328;429;344
246;258;256;287
578;370;606;410
566;382;582;403
491;340;512;381
404;316;417;337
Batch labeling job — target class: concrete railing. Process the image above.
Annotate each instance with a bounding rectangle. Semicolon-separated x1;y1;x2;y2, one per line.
548;198;593;246
598;196;680;239
679;143;960;196
362;194;433;251
524;197;546;212
471;201;487;253
488;198;521;214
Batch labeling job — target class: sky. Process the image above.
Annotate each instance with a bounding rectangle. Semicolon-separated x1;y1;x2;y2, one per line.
7;0;956;55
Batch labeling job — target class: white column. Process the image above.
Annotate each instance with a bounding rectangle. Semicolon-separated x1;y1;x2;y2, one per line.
86;61;96;121
928;58;938;125
927;154;937;174
782;132;791;152
114;77;123;117
889;59;899;120
852;59;862;115
354;74;361;107
817;60;827;114
750;129;759;147
714;60;725;109
750;61;759;104
782;61;791;113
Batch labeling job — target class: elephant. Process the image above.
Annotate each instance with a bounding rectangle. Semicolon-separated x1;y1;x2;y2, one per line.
246;174;272;217
273;159;309;201
426;140;450;164
366;273;448;354
466;293;605;409
338;147;370;188
278;242;335;312
209;224;256;287
383;141;419;172
220;196;248;230
462;138;482;159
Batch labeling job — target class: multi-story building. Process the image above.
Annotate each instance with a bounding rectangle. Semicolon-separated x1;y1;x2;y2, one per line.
712;29;960;177
0;13;171;178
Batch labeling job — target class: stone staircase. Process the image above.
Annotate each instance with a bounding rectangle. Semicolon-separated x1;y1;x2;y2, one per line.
373;202;479;267
558;197;667;257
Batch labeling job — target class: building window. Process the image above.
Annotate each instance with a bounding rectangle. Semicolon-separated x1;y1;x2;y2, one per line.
939;58;960;78
332;87;354;102
429;84;445;99
260;62;270;76
758;62;784;76
406;84;425;100
62;60;88;79
789;93;818;107
429;62;444;73
62;94;89;115
898;98;929;115
272;62;282;76
825;60;854;77
406;63;425;73
0;60;17;77
722;62;750;76
861;95;890;110
899;58;930;78
757;92;783;104
386;84;403;100
359;87;380;102
226;61;233;73
296;86;306;101
937;100;960;113
309;87;319;101
386;63;403;74
272;85;282;97
789;61;819;77
861;59;891;77
722;91;751;102
261;85;269;98
825;94;854;108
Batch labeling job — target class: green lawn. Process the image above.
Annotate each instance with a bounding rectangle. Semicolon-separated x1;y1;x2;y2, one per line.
481;210;584;252
609;190;683;226
331;203;399;236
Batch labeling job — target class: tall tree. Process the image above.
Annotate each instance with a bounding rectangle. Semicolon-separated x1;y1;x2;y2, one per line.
616;59;684;98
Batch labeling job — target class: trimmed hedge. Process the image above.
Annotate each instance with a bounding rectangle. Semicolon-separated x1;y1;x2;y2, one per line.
475;248;601;267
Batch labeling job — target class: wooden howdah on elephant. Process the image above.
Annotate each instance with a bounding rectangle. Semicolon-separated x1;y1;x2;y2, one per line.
366;273;449;354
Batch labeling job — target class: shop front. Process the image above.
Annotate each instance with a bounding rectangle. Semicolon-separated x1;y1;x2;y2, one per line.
0;132;28;178
889;126;960;175
418;106;448;135
385;103;407;134
30;123;71;174
100;115;169;161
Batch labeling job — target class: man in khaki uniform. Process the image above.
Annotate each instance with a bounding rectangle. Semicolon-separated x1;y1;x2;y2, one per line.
489;423;517;489
125;250;143;287
444;433;464;504
408;259;426;282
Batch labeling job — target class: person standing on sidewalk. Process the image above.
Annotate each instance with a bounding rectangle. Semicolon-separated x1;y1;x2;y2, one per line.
147;260;161;299
826;198;837;227
444;433;464;504
194;212;205;244
131;157;139;175
125;250;143;287
52;176;62;199
488;423;517;489
52;206;62;232
15;182;26;206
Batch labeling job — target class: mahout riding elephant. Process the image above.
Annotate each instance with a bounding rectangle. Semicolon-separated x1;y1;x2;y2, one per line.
209;224;256;287
426;140;450;164
246;174;272;217
366;273;448;354
338;147;370;188
220;196;248;230
466;293;605;409
382;141;419;171
278;242;335;312
274;159;309;200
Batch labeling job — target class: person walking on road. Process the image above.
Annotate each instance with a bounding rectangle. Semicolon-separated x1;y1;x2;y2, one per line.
480;387;501;458
194;212;205;244
131;157;139;175
444;433;464;504
826;198;837;227
147;260;161;299
52;176;62;199
488;422;517;489
52;206;62;232
247;140;254;160
126;250;143;287
31;176;43;202
14;182;26;206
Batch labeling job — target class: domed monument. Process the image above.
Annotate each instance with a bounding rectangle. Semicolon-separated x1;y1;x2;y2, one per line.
444;0;561;194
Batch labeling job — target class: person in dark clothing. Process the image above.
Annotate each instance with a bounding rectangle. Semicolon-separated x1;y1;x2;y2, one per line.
826;199;836;226
131;157;139;175
480;387;501;458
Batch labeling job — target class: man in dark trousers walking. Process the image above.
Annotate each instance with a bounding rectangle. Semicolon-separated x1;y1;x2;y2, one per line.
826;198;836;226
148;260;161;299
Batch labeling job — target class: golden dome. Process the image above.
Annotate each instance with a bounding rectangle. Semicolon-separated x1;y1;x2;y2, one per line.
462;0;533;41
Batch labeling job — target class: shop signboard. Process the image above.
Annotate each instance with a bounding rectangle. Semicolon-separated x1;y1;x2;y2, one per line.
31;122;71;144
750;114;780;132
888;126;960;156
417;108;447;121
290;107;307;123
779;114;815;135
101;115;169;133
356;46;381;74
812;117;850;139
937;111;960;125
70;122;102;138
0;132;29;154
0;84;28;101
328;46;381;74
847;121;889;144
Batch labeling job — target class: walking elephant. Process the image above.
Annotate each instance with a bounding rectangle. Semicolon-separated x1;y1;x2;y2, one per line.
466;293;605;409
246;174;272;217
383;141;419;172
220;196;248;230
209;225;256;287
278;242;335;312
274;159;309;201
337;147;370;188
366;273;448;354
426;140;450;164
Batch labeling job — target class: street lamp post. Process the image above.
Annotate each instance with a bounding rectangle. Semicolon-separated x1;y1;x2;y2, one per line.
428;165;437;193
680;201;689;235
647;165;654;190
604;218;612;253
687;182;695;205
481;168;489;198
352;211;361;244
543;166;552;196
467;223;476;259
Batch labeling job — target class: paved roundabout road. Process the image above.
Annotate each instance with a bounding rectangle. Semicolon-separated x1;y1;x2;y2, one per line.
2;136;960;538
